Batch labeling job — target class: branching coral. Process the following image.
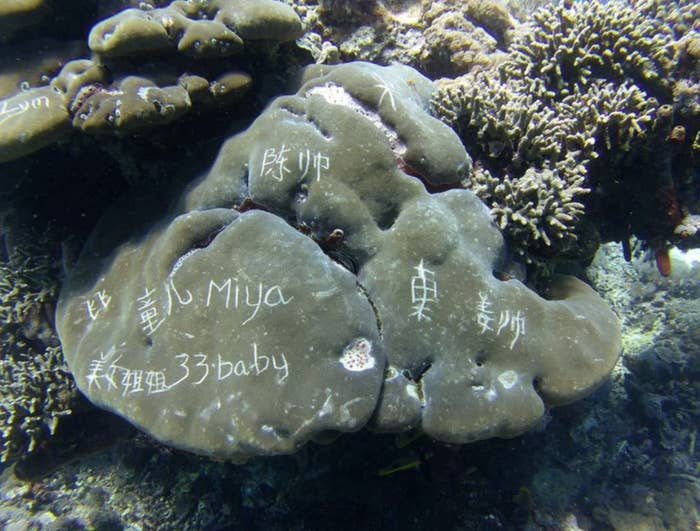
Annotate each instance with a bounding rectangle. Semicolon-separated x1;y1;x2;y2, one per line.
433;72;654;261
467;166;588;258
503;0;679;101
0;229;78;462
432;0;697;268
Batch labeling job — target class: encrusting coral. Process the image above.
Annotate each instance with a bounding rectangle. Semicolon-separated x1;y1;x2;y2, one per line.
291;0;511;77
0;0;303;164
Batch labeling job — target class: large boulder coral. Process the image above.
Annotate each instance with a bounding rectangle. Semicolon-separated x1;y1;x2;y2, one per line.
56;62;622;459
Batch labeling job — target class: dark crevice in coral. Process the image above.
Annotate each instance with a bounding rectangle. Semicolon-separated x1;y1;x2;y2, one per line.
375;202;401;231
326;247;359;274
190;224;228;252
532;376;543;394
309;116;332;140
407;361;432;383
492;270;513;281
357;282;383;339
416;379;425;403
279;104;332;139
278;104;305;118
293;183;309;205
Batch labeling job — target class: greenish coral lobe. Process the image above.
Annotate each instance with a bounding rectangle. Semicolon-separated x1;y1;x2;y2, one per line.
88;0;303;58
0;0;301;163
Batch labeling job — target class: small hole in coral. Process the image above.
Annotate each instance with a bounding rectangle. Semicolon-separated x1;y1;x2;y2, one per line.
493;270;512;281
375;202;401;231
295;183;309;204
532;376;543;392
275;428;290;439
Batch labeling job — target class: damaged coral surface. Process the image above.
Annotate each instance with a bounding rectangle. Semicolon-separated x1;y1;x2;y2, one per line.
0;0;698;529
56;62;620;460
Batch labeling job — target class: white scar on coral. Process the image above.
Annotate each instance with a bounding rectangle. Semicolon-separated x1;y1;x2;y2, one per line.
339;338;376;372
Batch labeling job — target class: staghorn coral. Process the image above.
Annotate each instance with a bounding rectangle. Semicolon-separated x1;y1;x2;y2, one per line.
433;0;698;268
433;71;655;262
0;346;76;462
503;0;679;101
635;0;700;40
467;165;588;258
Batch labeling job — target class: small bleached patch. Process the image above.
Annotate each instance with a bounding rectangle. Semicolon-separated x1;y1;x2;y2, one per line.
307;83;406;157
199;398;222;421
497;370;518;389
405;382;420;402
339;338;376;372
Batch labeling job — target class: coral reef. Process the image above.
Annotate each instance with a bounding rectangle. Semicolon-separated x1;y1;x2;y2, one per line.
0;245;696;529
0;1;695;527
56;62;620;460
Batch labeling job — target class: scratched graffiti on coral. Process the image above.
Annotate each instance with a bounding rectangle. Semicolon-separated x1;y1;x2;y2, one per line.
82;275;294;334
0;95;51;126
259;144;330;182
475;291;526;349
85;342;289;397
